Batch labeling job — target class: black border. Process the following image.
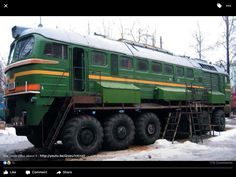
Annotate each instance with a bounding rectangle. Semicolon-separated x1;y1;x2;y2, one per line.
1;160;235;175
1;0;236;175
0;0;235;16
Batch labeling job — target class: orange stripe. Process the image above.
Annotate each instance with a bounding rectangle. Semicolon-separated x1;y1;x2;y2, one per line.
5;58;59;73
5;84;40;95
88;74;204;89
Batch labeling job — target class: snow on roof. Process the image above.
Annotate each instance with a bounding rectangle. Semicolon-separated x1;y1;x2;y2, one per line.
20;27;132;56
126;43;194;68
20;27;227;75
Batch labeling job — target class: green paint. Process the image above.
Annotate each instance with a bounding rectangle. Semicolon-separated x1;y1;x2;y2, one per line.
5;31;230;129
96;81;140;103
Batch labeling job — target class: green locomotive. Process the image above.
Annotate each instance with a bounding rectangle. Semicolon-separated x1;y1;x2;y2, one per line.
5;26;230;155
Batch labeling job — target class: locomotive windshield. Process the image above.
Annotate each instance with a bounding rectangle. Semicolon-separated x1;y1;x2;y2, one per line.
8;36;34;64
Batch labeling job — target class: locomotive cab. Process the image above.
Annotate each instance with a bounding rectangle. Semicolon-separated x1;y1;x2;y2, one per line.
5;27;72;130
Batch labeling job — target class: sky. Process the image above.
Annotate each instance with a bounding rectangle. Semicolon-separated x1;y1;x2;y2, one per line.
0;16;226;66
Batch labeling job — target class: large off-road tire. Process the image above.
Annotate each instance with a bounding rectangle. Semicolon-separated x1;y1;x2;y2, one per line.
103;113;135;150
134;113;161;145
27;127;43;148
212;109;225;131
61;115;103;155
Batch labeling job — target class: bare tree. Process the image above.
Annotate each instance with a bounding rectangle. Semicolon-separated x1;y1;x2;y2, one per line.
101;20;113;38
94;19;112;38
215;17;236;75
192;23;212;59
222;16;236;74
126;21;159;47
119;20;125;40
128;21;138;42
87;20;90;35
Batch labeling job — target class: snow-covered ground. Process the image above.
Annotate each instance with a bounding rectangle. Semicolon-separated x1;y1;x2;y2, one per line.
81;118;236;161
0;127;33;160
0;118;236;161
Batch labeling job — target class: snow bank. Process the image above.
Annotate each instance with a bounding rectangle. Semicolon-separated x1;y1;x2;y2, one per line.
0;127;33;159
0;127;16;136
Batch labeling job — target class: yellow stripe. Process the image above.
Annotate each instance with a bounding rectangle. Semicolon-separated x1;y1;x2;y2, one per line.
9;70;69;82
225;89;231;92
88;74;204;89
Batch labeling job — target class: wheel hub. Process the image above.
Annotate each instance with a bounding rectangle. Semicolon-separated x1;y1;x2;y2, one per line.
79;129;95;146
117;126;127;139
147;123;156;135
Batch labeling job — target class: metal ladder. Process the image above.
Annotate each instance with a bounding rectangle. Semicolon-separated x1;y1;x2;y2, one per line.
185;83;204;143
162;108;182;144
43;97;73;149
189;102;203;143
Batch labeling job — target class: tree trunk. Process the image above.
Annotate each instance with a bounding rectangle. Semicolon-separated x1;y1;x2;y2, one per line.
226;16;230;74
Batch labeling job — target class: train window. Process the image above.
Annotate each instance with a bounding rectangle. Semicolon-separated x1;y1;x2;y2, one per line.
92;52;107;66
8;43;15;64
165;64;173;75
120;57;132;69
199;63;217;71
137;59;148;71
176;66;184;77
151;62;162;73
14;36;34;60
44;43;68;59
186;68;194;78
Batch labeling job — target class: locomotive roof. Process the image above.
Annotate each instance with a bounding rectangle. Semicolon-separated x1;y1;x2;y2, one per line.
20;27;227;75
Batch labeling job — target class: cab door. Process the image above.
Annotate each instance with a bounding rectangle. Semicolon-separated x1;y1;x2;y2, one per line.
111;54;118;76
72;47;85;91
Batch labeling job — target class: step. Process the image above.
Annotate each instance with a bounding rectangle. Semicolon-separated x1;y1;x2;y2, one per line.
193;130;201;132
181;112;202;115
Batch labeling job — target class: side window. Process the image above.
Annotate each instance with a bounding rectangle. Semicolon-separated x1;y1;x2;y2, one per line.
120;57;132;70
176;66;184;77
91;51;107;66
186;68;194;78
151;61;162;73
137;59;148;72
44;43;67;59
165;64;173;75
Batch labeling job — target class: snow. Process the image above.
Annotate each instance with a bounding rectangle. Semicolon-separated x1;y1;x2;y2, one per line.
0;127;33;160
103;118;236;161
0;118;236;161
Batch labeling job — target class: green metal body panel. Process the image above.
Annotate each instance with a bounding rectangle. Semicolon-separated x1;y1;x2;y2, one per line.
208;91;225;104
7;95;53;125
96;81;140;103
5;32;231;128
154;87;188;101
